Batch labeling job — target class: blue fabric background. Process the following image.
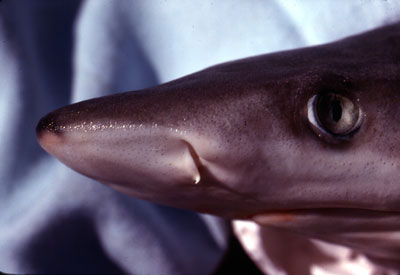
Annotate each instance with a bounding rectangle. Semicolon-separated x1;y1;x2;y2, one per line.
0;1;399;274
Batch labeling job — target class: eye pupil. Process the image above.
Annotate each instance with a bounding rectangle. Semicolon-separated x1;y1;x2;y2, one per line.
331;99;342;122
309;92;362;137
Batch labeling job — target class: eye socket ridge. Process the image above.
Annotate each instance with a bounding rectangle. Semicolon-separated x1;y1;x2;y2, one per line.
307;93;363;141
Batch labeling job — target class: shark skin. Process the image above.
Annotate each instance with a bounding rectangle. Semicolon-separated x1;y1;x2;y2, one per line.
37;23;400;273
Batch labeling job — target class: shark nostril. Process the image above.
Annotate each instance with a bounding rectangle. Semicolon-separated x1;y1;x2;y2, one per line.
181;140;202;185
193;174;201;184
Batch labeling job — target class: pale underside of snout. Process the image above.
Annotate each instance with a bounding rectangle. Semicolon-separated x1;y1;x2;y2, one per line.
36;111;267;217
37;120;202;194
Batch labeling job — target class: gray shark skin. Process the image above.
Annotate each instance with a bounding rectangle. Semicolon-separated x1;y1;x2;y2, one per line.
37;23;400;270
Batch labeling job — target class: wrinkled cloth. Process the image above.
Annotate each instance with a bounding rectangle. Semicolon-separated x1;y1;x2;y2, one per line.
0;1;399;274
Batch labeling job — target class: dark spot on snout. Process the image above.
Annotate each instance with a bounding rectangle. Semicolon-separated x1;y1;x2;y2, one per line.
36;112;62;138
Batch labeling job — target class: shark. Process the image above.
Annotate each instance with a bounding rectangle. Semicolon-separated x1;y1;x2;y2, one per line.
36;23;400;274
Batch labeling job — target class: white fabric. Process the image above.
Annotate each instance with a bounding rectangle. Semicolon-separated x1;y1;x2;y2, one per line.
233;221;397;275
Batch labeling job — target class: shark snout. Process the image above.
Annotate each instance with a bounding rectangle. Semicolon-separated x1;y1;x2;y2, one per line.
36;99;204;200
35;86;266;217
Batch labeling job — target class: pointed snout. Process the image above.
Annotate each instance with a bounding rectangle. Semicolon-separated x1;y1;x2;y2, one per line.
34;77;268;217
36;92;205;200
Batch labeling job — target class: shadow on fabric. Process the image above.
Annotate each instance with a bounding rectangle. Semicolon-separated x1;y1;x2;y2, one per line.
23;212;126;275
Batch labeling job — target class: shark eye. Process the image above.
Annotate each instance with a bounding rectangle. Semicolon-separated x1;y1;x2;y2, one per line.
307;93;362;140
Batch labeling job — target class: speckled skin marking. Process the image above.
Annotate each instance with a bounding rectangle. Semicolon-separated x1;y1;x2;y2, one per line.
37;23;400;270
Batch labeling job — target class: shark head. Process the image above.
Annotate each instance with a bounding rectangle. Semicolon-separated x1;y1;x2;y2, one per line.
37;23;400;263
